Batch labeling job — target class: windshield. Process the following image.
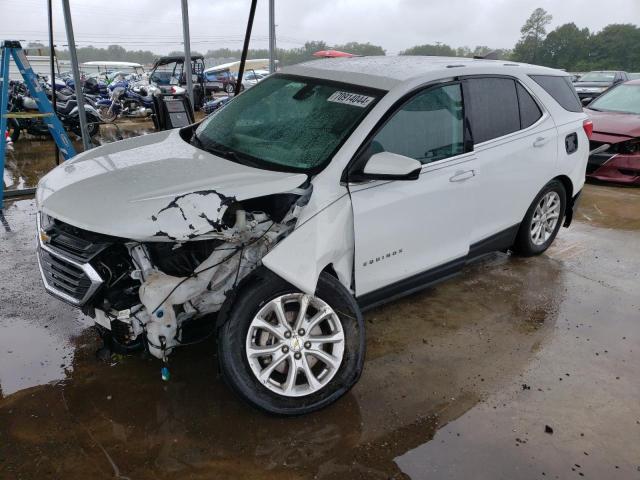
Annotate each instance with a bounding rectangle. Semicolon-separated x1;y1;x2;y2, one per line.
590;84;640;114
580;72;616;83
194;74;381;172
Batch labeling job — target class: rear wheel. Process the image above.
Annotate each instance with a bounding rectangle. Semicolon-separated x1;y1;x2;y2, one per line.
218;271;365;415
513;180;566;256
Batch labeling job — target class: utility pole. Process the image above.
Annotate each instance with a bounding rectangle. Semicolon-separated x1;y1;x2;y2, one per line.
181;0;194;107
61;0;91;151
268;0;276;73
47;0;59;164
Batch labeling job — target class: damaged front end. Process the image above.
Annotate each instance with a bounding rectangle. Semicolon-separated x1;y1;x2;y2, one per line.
37;185;312;360
588;137;640;185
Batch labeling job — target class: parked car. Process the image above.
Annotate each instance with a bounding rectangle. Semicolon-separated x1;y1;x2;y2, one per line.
203;67;238;94
584;79;640;185
36;57;589;415
573;71;629;103
241;69;269;90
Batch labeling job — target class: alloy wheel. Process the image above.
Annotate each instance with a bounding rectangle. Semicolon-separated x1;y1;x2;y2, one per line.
245;293;345;397
530;191;561;245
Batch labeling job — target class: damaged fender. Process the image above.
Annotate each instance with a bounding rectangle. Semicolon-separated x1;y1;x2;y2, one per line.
262;194;354;295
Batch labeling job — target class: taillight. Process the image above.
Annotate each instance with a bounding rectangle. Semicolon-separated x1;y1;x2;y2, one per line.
583;119;594;140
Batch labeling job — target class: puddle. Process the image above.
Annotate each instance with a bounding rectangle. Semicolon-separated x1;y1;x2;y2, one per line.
577;182;640;230
0;318;74;397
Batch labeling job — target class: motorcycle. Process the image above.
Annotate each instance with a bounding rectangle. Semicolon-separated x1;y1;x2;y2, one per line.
202;95;231;115
6;80;102;142
96;78;155;121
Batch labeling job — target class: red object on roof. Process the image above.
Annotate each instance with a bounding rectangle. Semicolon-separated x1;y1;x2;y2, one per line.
313;50;354;58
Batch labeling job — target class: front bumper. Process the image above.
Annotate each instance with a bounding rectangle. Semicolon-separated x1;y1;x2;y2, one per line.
587;152;640;185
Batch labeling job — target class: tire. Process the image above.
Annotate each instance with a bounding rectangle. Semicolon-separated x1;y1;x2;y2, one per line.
218;270;365;415
224;83;235;94
86;116;100;137
70;116;100;138
513;179;566;256
98;105;117;122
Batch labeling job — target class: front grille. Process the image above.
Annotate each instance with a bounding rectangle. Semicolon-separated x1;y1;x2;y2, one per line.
39;248;93;300
37;216;103;306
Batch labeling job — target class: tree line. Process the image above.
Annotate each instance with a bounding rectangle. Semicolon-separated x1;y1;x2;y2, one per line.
511;8;640;71
25;9;640;72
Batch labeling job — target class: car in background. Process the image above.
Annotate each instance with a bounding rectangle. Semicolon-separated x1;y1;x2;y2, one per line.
629;73;640;81
241;69;269;90
203;67;237;94
573;71;629;104
584;79;640;185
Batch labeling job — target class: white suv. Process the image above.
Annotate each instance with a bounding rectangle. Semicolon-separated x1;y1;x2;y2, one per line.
36;56;590;415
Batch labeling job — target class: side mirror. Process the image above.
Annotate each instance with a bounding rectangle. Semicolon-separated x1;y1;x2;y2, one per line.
362;151;422;180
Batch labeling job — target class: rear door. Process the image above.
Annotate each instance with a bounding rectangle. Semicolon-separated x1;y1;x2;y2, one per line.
349;82;477;298
462;76;558;247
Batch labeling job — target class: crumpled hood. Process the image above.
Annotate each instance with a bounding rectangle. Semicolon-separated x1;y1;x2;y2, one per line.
37;129;307;241
586;109;640;141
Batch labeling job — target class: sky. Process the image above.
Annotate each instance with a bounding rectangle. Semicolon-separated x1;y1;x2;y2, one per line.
1;0;639;55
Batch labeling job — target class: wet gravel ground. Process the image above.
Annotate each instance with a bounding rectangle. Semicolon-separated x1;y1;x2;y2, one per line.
1;125;639;479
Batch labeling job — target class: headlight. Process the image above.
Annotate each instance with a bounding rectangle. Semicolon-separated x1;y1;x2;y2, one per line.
616;139;640;155
39;212;55;231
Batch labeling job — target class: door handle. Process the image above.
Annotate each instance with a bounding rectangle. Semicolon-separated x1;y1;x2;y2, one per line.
533;137;550;148
449;170;475;182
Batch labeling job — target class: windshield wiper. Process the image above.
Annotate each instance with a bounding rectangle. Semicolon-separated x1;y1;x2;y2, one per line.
194;137;262;168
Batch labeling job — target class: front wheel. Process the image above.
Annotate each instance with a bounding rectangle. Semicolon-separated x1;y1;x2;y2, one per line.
218;271;365;415
224;83;235;94
513;179;566;256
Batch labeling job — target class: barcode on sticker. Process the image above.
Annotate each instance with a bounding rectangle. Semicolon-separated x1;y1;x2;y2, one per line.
327;91;374;107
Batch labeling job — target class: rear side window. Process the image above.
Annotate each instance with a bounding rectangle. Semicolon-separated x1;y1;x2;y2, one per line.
530;75;582;113
517;83;542;129
466;78;520;143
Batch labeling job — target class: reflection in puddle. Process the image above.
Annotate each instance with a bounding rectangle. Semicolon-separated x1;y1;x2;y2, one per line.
0;318;74;397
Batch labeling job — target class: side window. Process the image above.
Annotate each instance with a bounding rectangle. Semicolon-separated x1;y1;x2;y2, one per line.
529;75;582;113
466;77;520;144
517;83;542;129
371;83;465;164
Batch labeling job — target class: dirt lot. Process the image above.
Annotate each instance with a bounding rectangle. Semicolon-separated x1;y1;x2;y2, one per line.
1;127;639;479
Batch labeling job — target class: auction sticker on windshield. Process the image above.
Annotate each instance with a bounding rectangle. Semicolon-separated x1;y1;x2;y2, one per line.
327;91;375;107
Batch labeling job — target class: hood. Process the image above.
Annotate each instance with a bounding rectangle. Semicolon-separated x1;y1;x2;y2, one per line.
585;109;640;141
37;129;307;241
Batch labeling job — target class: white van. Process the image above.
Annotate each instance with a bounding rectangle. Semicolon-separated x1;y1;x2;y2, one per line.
36;56;590;414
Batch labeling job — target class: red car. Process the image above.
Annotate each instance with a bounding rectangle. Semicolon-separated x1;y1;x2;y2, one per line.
585;79;640;185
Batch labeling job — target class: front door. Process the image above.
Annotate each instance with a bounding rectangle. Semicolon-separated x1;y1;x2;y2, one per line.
348;82;477;299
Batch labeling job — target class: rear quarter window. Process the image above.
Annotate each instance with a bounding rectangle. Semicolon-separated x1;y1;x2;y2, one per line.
516;83;543;129
530;75;582;113
466;77;520;144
